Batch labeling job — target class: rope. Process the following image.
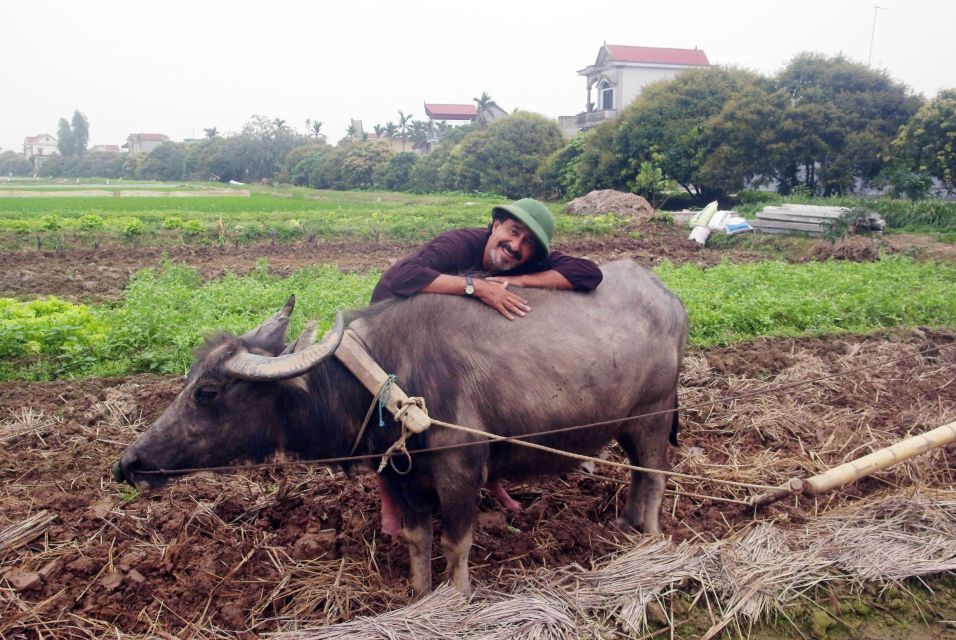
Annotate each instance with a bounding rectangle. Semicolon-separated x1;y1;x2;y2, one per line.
428;417;781;492
349;373;397;457
136;343;953;492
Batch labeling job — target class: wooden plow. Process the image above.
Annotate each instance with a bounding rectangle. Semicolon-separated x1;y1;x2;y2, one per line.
750;420;956;507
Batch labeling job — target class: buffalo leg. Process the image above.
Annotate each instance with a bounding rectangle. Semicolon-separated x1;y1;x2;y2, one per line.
435;471;480;594
618;411;671;534
401;505;434;595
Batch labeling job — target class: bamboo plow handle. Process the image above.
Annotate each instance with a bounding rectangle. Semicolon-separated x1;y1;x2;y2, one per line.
335;330;432;433
750;420;956;507
803;420;956;495
748;478;804;507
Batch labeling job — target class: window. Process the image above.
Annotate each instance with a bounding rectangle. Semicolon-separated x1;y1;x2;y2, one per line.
602;88;614;110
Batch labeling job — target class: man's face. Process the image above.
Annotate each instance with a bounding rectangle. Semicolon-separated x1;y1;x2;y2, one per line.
485;217;538;272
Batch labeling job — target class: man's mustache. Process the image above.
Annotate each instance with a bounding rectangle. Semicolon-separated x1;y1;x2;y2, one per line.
497;243;520;259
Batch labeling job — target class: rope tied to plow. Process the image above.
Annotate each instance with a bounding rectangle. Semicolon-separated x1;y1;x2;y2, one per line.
377;374;397;427
350;373;400;457
377;397;429;475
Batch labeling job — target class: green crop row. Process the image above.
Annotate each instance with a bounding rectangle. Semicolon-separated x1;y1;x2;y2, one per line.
2;256;954;381
656;258;956;347
0;190;629;248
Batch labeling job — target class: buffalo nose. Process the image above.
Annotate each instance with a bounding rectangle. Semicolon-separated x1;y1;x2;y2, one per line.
117;450;140;486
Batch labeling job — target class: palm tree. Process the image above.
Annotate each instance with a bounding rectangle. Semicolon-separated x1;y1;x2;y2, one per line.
311;120;323;139
273;118;287;131
204;127;219;139
409;120;429;144
373;124;385;139
346;123;357;141
473;91;496;127
397;110;414;151
384;121;398;142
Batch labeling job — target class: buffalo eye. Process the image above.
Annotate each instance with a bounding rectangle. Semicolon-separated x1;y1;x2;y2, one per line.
194;386;219;405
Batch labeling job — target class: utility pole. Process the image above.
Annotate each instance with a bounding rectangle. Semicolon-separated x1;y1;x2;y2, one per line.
868;5;887;66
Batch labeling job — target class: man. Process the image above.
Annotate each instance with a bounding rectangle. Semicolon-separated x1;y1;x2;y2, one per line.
370;198;602;534
371;197;603;319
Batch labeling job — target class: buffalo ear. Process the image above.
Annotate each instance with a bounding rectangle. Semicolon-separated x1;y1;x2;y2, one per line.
242;295;296;354
280;320;317;355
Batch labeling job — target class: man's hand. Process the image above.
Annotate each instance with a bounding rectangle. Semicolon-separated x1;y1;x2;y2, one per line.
488;270;573;290
475;278;531;320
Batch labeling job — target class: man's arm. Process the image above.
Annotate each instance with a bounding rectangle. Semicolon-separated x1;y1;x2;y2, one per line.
421;274;531;320
486;269;573;290
489;252;602;292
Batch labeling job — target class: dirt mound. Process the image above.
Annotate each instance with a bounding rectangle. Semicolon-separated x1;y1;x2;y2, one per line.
565;190;655;222
808;236;894;262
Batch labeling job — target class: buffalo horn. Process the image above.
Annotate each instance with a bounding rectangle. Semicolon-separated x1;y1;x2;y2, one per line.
225;312;345;380
280;319;318;355
241;295;297;347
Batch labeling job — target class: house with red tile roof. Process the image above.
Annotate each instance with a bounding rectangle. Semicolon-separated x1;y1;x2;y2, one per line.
124;133;169;154
559;43;710;137
88;144;123;153
23;134;58;169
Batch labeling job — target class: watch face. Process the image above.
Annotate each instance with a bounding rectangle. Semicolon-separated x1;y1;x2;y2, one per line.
464;284;475;296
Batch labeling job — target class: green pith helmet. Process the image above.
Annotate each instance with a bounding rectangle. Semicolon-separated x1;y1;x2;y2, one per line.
491;198;555;255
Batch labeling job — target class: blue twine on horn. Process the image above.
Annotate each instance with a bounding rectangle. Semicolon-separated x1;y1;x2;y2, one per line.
378;374;397;427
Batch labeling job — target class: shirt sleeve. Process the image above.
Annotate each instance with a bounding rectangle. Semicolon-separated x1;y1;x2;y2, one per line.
541;251;604;291
371;230;481;302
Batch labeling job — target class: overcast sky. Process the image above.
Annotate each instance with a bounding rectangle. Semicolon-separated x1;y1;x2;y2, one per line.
3;0;955;152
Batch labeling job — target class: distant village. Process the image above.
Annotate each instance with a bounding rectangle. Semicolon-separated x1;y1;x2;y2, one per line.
17;44;709;173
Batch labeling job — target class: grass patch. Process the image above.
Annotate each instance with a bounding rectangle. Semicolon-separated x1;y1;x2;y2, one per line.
0;188;628;248
658;257;956;347
2;256;954;380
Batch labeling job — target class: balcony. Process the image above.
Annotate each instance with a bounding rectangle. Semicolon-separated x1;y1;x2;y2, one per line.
558;109;620;135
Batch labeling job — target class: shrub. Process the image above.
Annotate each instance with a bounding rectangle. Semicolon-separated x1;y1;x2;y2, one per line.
451;112;564;198
377;152;418;191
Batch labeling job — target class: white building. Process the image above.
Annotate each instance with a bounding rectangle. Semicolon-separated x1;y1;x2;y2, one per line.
124;133;169;154
559;44;710;137
23;133;58;169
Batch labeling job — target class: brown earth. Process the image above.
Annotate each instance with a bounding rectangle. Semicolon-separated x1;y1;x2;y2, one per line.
1;225;955;637
2;223;952;304
1;329;954;638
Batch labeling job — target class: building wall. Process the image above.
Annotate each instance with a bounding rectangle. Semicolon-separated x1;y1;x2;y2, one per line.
23;136;58;159
139;139;165;154
617;65;691;108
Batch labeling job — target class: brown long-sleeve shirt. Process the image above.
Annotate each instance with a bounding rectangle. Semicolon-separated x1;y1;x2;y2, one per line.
371;228;602;303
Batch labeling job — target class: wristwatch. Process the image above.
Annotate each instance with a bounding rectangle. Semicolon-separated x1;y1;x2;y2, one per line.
464;273;475;296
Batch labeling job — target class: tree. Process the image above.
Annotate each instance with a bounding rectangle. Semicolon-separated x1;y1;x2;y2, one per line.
397;110;414;151
373;124;386;138
57;118;75;157
893;88;956;193
377;152;418;191
71;111;89;156
140;143;188;181
473;91;496;127
342;142;394;188
0;151;34;176
409;120;429;144
580;67;771;201
770;53;921;195
451;112;564;198
204;127;219;139
311;120;323;139
384;121;398;141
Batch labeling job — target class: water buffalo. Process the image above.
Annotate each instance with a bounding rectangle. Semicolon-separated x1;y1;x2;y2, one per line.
116;260;687;594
